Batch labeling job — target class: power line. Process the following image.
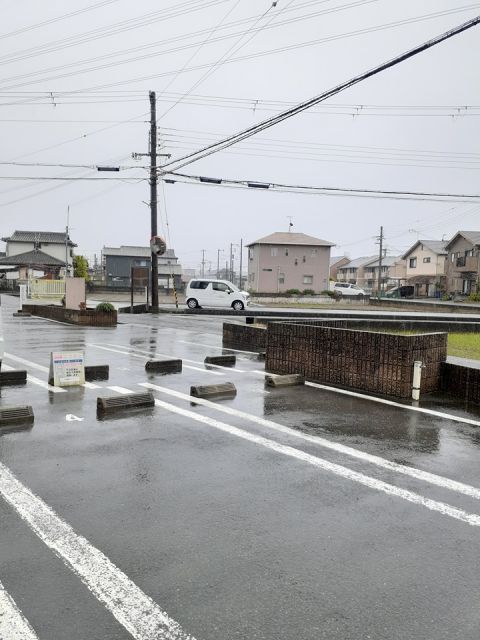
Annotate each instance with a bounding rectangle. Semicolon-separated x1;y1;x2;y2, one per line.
163;171;480;203
0;0;121;41
4;3;476;95
162;14;480;173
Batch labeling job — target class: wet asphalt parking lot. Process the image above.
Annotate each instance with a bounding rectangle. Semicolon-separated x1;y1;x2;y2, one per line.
1;295;480;640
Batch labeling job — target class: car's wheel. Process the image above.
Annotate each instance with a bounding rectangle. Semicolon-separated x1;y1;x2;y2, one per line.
187;298;199;309
335;290;342;298
232;300;244;311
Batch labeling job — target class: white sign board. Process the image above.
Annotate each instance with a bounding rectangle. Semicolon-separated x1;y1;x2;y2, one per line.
19;284;27;309
49;352;85;387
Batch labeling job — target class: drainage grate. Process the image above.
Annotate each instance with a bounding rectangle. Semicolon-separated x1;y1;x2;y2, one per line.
97;392;155;416
0;405;34;428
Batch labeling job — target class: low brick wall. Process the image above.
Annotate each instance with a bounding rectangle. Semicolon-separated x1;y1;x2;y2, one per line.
266;322;447;399
441;362;480;407
223;323;267;350
23;304;117;327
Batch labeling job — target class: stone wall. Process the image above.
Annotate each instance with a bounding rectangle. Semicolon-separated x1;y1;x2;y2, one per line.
23;304;117;327
223;323;267;350
441;362;480;407
266;322;447;399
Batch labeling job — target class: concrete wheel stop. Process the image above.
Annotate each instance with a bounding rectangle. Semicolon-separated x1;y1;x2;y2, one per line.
0;405;34;430
265;374;305;388
0;370;27;386
145;359;182;374
97;391;155;417
204;355;236;367
190;382;237;400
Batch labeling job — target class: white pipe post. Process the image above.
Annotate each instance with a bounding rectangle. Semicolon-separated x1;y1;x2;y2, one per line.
412;360;422;401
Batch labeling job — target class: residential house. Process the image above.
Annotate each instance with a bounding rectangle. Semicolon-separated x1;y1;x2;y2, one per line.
445;231;480;294
401;240;448;297
329;256;349;281
102;245;184;292
246;232;334;293
1;230;76;275
0;249;65;283
336;256;377;288
363;256;406;293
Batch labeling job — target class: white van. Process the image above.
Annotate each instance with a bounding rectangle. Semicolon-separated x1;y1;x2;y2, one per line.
185;279;250;310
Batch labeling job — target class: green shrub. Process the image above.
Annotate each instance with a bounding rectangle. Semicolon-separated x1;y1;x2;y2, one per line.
96;302;115;313
468;292;480;302
302;289;315;296
441;294;450;302
285;288;301;295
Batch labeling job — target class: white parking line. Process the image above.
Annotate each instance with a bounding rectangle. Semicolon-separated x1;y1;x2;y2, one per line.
88;344;224;376
0;463;195;640
3;352;101;390
1;363;66;394
305;381;480;428
142;394;480;527
0;579;39;639
140;383;480;501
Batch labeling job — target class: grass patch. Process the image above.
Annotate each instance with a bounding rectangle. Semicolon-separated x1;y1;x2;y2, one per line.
447;333;480;360
375;330;480;360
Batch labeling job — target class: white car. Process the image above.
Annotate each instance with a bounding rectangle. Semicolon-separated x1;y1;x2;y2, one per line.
185;279;250;310
333;282;367;297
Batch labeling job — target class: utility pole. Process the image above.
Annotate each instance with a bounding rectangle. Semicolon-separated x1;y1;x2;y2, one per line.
65;205;70;279
239;238;243;289
149;90;159;313
216;249;222;279
201;249;206;277
377;225;384;297
229;243;233;282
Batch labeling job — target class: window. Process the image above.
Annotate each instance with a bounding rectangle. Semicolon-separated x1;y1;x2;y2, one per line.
212;282;229;292
284;248;289;256
465;249;474;257
271;247;277;257
248;248;254;261
262;268;273;272
303;275;313;284
311;249;317;257
278;272;285;284
409;258;417;268
249;273;255;282
451;253;455;263
423;257;431;263
190;280;209;289
302;256;306;263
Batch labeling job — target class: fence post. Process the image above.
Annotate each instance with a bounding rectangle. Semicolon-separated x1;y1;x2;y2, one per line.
412;361;422;401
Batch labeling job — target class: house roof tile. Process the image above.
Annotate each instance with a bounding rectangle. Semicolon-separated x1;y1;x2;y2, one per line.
246;232;334;247
1;230;76;246
0;249;65;266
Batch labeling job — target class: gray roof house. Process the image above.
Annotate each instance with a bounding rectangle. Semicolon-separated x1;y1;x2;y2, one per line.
445;230;480;294
102;245;183;290
0;230;77;276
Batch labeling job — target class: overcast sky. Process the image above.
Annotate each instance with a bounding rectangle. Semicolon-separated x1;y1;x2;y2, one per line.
1;0;479;271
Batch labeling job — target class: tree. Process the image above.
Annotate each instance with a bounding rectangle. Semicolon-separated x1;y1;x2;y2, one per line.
73;255;89;280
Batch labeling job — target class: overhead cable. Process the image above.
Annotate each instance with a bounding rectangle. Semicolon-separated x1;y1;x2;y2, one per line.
164;171;480;203
162;14;480;173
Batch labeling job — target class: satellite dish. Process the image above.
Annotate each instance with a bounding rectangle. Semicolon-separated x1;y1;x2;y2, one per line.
150;235;167;256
